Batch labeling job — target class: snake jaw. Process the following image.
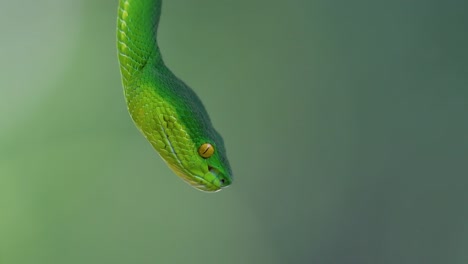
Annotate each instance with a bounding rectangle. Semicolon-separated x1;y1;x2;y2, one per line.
166;161;226;192
193;166;230;192
207;166;231;188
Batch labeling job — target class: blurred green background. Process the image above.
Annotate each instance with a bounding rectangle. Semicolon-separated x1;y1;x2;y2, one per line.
1;0;467;263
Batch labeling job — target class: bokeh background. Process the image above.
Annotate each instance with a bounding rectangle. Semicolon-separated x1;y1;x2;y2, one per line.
1;0;467;263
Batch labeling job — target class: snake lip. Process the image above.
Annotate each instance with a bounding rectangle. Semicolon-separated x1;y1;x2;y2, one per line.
193;175;221;192
208;166;230;188
188;166;226;192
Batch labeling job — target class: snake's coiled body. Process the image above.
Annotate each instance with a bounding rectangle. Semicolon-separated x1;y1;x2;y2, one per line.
117;0;232;192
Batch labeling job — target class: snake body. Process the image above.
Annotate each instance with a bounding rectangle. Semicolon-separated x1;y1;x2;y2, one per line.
117;0;232;192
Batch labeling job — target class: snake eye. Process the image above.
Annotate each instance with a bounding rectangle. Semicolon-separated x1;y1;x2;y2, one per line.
198;143;214;158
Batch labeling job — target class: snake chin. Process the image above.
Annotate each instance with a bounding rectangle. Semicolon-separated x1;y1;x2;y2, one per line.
167;162;227;192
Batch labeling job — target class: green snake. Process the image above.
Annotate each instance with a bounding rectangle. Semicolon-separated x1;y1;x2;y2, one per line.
117;0;232;192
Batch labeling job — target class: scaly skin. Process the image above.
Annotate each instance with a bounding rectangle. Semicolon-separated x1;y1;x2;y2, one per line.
117;0;232;192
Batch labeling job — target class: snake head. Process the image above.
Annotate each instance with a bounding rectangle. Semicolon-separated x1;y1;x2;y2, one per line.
165;138;233;192
141;108;233;192
127;72;233;192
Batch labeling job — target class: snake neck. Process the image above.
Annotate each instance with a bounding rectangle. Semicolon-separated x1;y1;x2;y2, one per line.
117;0;164;86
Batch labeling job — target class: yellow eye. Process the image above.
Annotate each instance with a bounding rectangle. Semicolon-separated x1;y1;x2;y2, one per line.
198;143;214;158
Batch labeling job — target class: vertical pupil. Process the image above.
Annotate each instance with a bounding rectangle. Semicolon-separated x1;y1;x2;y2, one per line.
199;143;214;158
202;145;211;154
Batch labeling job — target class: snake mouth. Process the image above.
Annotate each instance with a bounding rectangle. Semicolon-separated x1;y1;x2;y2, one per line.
168;165;222;192
208;166;230;187
166;157;229;192
191;174;221;192
188;166;231;192
195;166;224;192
